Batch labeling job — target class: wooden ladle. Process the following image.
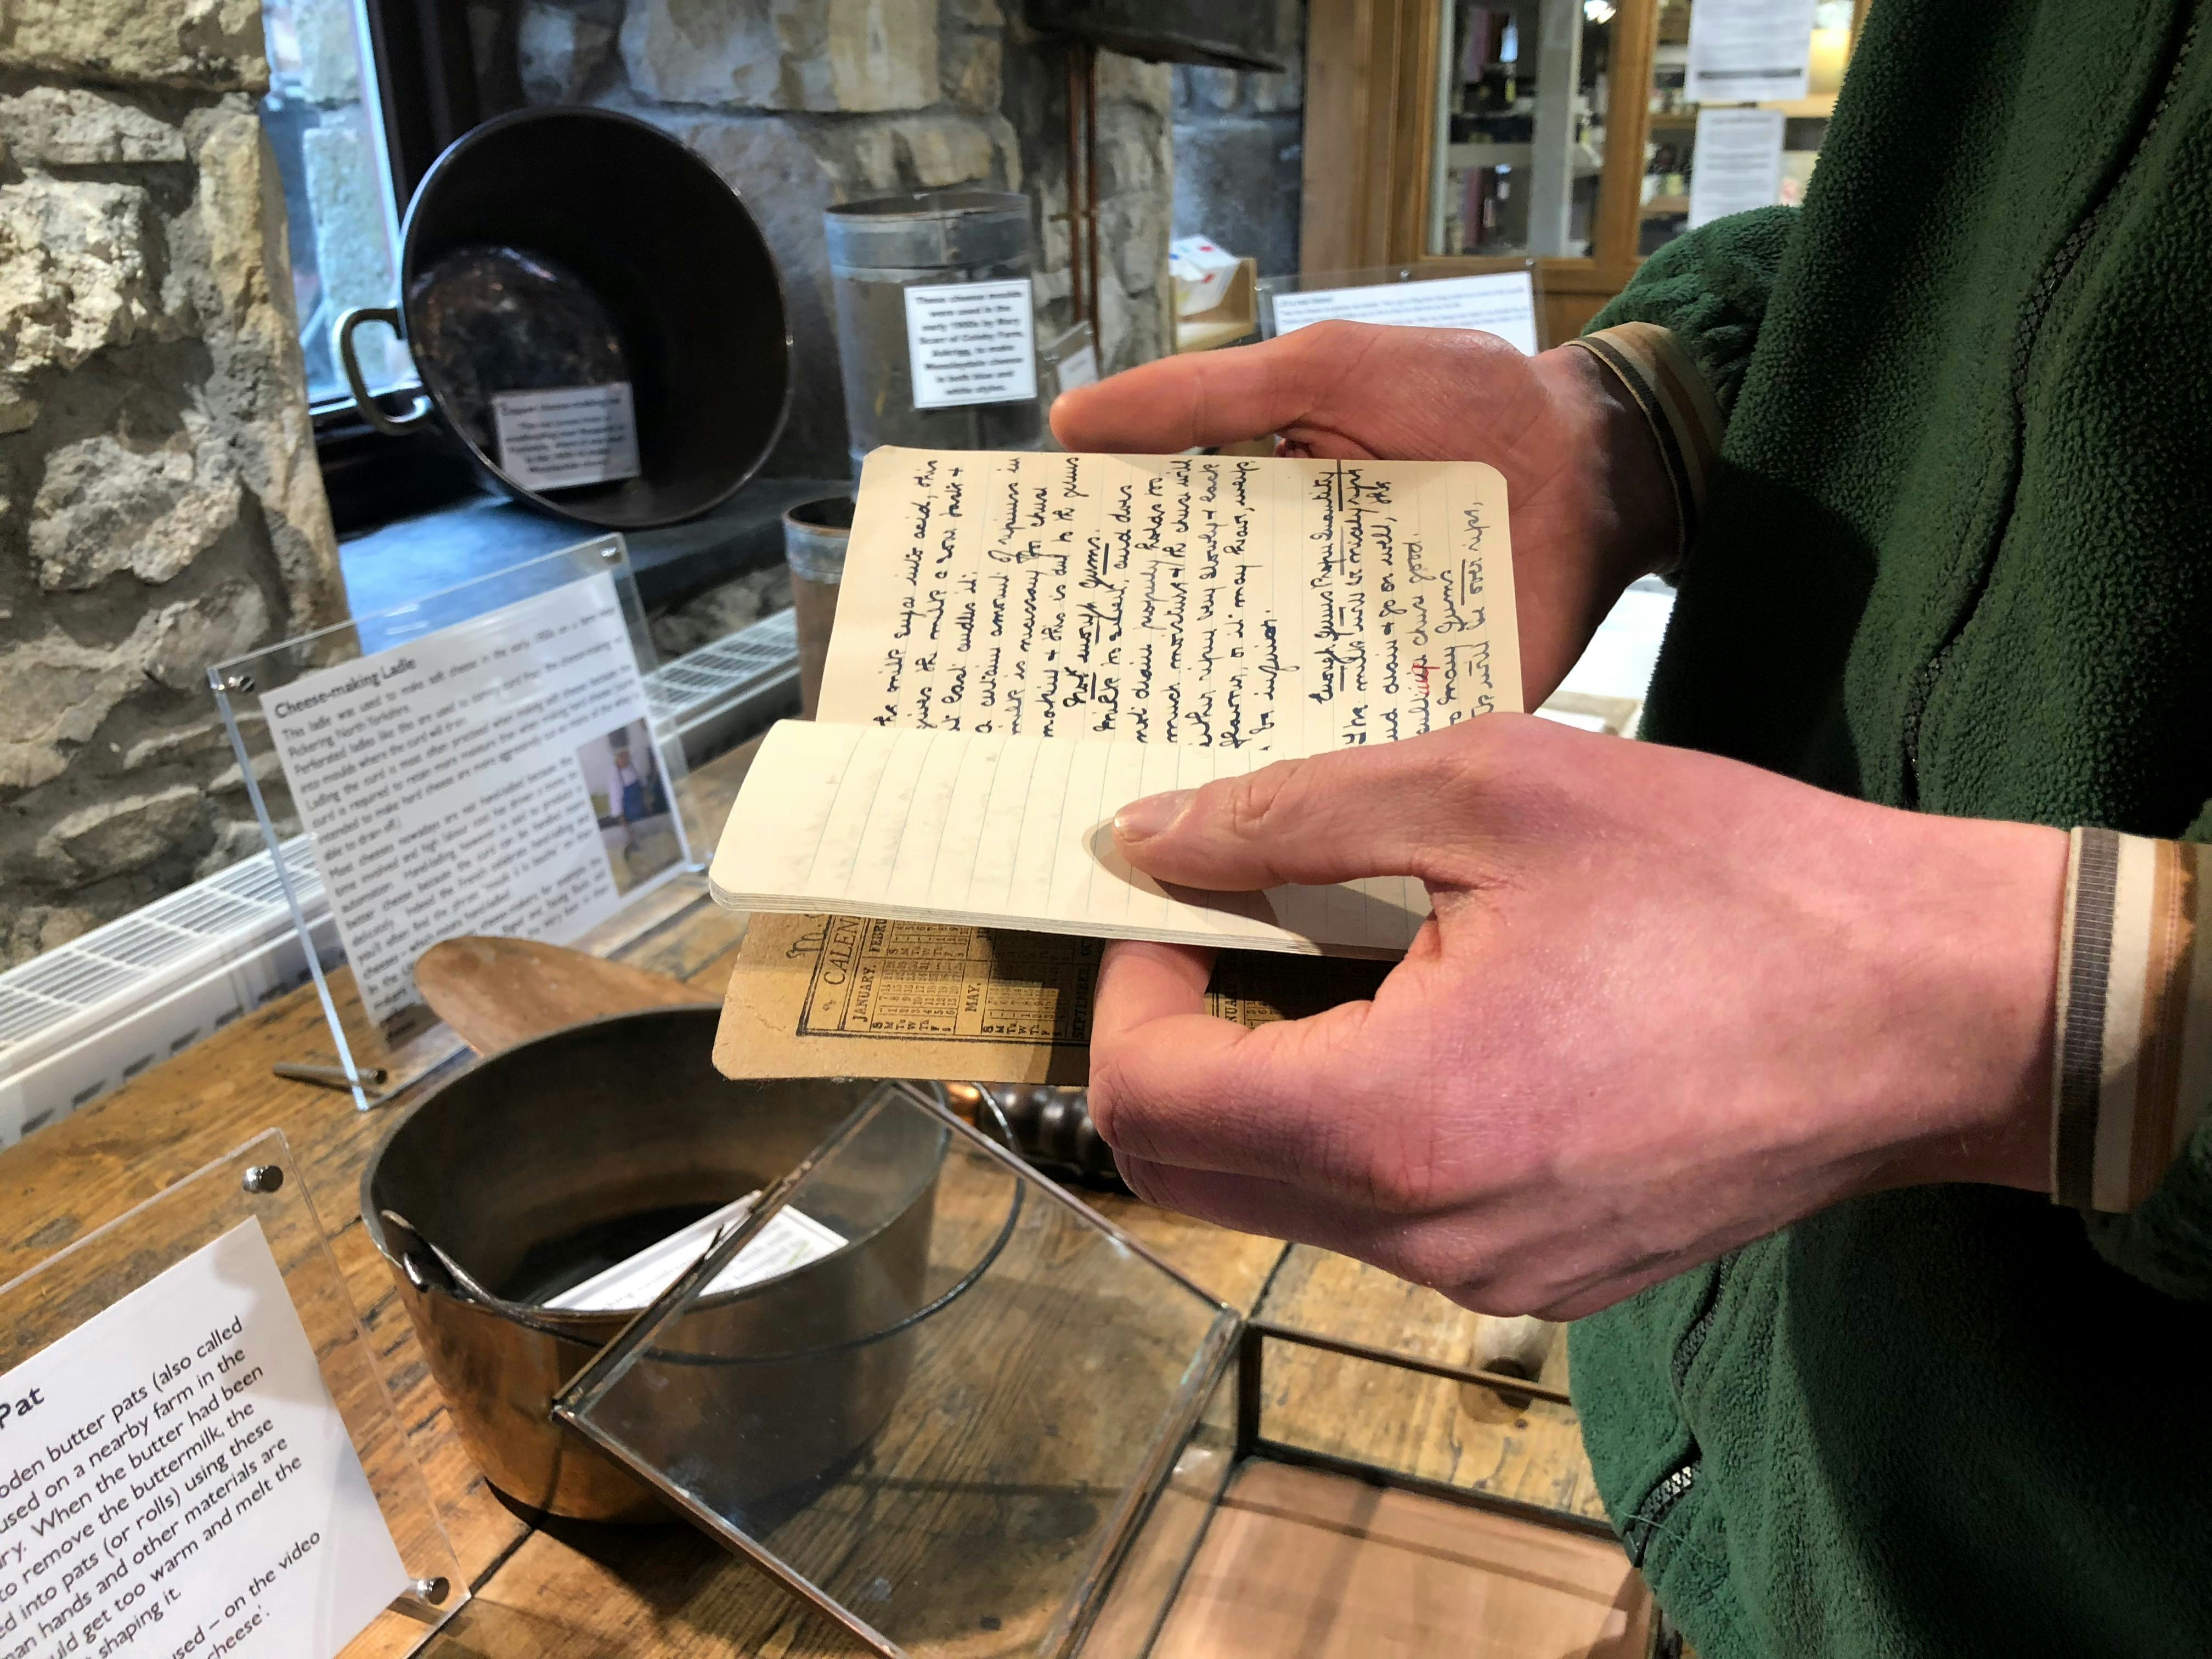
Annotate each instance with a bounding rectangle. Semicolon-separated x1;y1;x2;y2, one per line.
412;935;716;1056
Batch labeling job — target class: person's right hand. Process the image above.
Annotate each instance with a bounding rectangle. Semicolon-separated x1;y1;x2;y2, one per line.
1049;321;1677;709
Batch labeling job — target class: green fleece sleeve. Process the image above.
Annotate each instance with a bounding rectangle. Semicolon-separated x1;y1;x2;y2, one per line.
1584;207;1800;416
2079;809;2212;1301
2083;1128;2212;1301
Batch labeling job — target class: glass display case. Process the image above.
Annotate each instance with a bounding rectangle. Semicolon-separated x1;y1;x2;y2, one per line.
552;1086;1657;1656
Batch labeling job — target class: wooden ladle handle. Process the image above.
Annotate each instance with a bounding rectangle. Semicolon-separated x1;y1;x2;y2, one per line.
413;936;715;1056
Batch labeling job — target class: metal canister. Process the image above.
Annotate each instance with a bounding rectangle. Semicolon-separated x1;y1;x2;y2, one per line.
823;191;1041;475
783;496;854;720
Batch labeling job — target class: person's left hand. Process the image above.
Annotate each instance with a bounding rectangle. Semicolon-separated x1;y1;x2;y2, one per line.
1086;715;2067;1319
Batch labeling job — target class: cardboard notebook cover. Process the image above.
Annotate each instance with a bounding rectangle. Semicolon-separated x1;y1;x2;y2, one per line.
712;910;1390;1083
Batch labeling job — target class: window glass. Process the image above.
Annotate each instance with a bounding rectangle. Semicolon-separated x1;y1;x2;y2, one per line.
1641;0;1854;253
257;0;415;403
1429;0;1620;258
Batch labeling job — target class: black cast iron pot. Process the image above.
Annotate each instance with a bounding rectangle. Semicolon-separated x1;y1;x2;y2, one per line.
335;106;791;529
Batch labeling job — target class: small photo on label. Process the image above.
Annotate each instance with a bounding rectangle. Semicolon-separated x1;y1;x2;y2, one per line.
577;718;680;896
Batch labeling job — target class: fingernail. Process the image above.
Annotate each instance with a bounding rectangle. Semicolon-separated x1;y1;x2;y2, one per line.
1114;788;1193;842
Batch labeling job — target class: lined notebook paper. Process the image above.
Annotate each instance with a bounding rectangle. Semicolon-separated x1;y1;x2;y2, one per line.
711;721;1432;955
711;447;1519;957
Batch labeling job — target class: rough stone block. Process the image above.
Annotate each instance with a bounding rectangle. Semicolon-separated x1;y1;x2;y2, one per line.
0;632;140;791
941;30;1003;111
1181;66;1241;114
136;582;273;693
193;819;267;882
0;87;188;165
1095;49;1171;109
1099;125;1162;202
0;177;170;432
1172;116;1302;277
1246;0;1306;112
518;2;617;104
624;0;938;113
0;584;267;791
206;746;281;795
301;113;398;318
892;114;997;188
30;424;246;590
179;101;347;635
2;907;99;971
287;0;361;104
36;785;206;885
122;718;231;771
947;0;1005;23
0;0;270;93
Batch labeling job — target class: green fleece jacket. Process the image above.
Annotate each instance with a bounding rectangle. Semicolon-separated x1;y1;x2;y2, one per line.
1567;2;2212;1655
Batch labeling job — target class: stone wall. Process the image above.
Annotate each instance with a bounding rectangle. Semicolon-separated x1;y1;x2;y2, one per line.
1171;0;1306;279
0;14;342;965
471;0;1176;479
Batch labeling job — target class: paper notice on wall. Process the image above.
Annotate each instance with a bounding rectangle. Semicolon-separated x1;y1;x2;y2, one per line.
1268;272;1539;356
1686;0;1817;103
0;1220;409;1659
262;572;689;1032
905;279;1039;409
1689;107;1788;227
492;383;642;491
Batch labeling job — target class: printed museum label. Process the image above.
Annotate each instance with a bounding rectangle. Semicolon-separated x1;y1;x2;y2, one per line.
1269;272;1540;357
0;1221;407;1659
492;383;642;492
262;573;686;1030
906;280;1039;409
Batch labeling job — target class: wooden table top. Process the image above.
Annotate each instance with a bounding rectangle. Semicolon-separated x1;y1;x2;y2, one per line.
0;742;1611;1657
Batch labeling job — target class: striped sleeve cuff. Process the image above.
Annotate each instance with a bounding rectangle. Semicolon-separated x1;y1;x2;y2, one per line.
2052;828;2212;1212
1565;321;1727;574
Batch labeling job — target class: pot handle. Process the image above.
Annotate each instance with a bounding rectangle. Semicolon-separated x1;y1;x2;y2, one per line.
335;306;435;437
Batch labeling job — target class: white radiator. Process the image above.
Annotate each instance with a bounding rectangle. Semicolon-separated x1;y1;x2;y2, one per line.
0;608;801;1148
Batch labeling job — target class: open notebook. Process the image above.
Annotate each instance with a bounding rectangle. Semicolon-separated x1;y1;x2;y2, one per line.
709;447;1520;957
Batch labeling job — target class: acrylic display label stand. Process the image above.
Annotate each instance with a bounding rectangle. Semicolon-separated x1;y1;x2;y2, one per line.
0;1129;465;1657
1255;258;1545;354
206;536;694;1108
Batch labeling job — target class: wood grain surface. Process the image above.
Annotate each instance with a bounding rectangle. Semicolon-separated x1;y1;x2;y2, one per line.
1149;1460;1651;1659
1256;1248;1609;1523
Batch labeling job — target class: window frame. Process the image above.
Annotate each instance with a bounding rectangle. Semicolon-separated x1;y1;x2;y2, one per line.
306;0;487;534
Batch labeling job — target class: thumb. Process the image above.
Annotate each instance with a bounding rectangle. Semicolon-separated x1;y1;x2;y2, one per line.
1111;734;1485;891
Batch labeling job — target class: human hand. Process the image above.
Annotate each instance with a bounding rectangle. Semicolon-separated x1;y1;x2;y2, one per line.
1049;323;1676;708
1086;716;2066;1319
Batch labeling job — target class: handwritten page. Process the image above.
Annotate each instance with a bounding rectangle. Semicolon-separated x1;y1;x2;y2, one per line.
711;722;1430;956
817;448;1519;755
719;447;1517;958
